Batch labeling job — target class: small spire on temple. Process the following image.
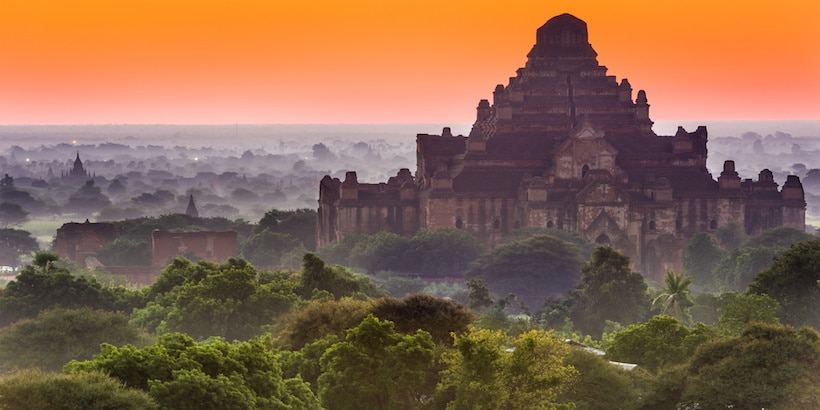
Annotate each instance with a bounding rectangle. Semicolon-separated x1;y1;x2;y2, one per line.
185;194;199;218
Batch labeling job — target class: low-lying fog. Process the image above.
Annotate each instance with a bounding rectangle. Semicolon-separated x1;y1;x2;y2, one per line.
0;121;818;245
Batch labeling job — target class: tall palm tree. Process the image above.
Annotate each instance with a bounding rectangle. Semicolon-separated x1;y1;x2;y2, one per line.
652;271;695;323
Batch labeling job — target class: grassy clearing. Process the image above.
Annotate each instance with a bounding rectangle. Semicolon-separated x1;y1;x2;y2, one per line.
20;215;81;246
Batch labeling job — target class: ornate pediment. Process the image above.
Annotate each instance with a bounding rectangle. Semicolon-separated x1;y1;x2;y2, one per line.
572;117;606;140
583;209;626;245
554;119;619;180
576;179;627;204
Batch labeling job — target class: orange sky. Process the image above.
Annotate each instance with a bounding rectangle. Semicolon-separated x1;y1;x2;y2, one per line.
1;0;818;124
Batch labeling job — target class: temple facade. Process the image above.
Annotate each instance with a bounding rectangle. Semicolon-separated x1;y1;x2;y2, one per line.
317;14;806;281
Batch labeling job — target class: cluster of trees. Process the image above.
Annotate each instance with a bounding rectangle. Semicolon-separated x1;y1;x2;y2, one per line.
683;224;815;293
318;228;486;276
0;222;818;408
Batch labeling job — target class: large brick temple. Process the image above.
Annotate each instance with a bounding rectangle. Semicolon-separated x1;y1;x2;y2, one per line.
317;13;806;280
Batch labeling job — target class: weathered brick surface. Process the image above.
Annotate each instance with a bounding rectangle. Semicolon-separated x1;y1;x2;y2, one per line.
317;14;806;281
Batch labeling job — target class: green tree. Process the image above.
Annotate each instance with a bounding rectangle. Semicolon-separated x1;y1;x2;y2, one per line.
570;247;650;338
298;253;385;300
0;228;39;267
371;293;474;344
0;308;152;374
682;232;724;291
256;209;318;251
713;226;815;292
349;231;412;273
606;315;717;373
714;221;747;250
277;298;372;350
466;278;494;311
315;231;365;265
651;271;694;324
66;333;320;409
714;245;778;292
743;226;815;249
681;323;820;409
0;202;29;228
241;228;303;268
0;370;157;410
748;239;820;329
278;335;340;393
437;328;575;409
97;237;151;266
404;228;486;275
130;258;300;340
557;349;642;410
318;315;437;410
501;227;595;259
467;234;584;311
717;293;780;335
0;252;135;327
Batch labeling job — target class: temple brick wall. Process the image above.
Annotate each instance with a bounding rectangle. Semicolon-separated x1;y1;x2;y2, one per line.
151;230;237;267
52;221;122;268
317;14;806;281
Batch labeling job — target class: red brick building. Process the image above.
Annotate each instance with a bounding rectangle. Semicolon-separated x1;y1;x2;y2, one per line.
52;221;122;268
317;14;806;281
151;230;237;267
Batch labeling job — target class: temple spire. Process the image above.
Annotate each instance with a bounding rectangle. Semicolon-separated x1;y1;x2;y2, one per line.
185;195;199;218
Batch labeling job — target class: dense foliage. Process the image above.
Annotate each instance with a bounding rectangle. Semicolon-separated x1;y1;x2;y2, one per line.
748;239;820;329
319;228;485;276
0;225;817;409
131;257;300;341
0;228;39;266
0;251;138;327
0;370;157;410
65;333;321;409
317;315;437;409
0;308;152;373
567;247;650;337
681;323;820;409
467;234;584;311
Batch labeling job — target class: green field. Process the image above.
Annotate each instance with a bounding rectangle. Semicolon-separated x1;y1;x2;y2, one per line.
20;215;83;248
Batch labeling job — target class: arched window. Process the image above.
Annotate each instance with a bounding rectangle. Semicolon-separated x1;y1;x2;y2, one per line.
513;220;520;229
649;220;656;231
547;220;554;228
455;218;463;229
595;234;611;244
582;164;590;178
710;219;717;230
676;215;683;230
493;219;501;230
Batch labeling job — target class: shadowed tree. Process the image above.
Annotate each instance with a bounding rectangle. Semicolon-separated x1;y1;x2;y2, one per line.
569;247;650;338
681;323;820;409
0;203;29;228
748;239;820;329
0;228;39;267
467;234;583;311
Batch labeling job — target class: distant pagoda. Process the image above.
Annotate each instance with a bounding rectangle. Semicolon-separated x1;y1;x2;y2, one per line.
185;194;200;218
61;151;91;183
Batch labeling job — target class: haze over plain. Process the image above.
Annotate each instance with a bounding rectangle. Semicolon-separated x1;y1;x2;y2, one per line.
2;0;819;125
